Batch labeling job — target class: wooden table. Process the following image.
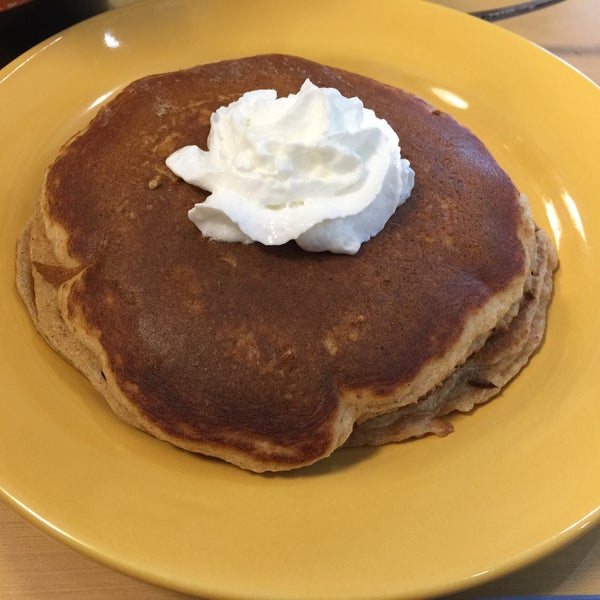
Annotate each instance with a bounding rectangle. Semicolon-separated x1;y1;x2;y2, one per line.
1;1;599;598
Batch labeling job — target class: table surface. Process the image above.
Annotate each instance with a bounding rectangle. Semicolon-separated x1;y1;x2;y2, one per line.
1;0;599;598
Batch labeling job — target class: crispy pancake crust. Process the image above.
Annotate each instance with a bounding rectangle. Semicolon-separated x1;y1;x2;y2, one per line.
17;55;555;471
346;227;557;446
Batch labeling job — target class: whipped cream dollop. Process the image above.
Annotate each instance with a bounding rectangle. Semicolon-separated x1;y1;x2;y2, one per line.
166;79;414;254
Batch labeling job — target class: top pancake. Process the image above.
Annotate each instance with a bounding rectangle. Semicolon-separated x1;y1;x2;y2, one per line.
31;54;536;471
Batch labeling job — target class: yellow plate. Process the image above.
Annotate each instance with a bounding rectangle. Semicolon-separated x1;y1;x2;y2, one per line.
1;1;599;598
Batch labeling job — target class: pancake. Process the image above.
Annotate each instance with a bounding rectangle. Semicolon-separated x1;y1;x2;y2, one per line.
16;54;557;472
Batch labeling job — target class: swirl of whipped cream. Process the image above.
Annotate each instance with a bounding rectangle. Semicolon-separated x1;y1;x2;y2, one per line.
166;79;414;254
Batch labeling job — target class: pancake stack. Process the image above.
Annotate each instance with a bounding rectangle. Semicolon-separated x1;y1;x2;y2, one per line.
16;54;557;472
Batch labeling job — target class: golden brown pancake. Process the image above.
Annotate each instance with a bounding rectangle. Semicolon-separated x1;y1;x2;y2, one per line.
16;54;556;472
